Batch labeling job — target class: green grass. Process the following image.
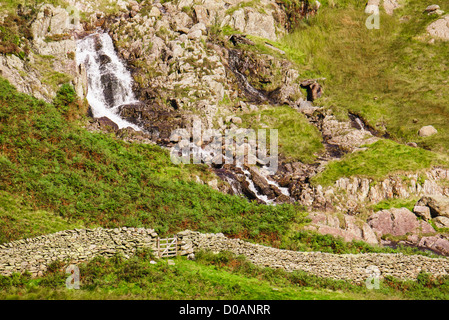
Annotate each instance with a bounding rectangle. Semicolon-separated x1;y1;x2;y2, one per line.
0;191;85;243
239;105;324;163
2;249;449;300
311;139;449;186
280;0;449;154
284;229;438;257
369;198;419;213
0;76;310;245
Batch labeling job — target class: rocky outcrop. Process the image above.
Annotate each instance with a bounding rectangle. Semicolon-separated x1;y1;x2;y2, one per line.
292;168;449;214
414;195;449;228
305;212;379;245
0;4;87;102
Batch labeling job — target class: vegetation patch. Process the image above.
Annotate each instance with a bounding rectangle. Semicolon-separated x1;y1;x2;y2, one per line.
239;105;324;163
312;139;449;187
280;0;449;154
0;76;308;246
1;249;449;300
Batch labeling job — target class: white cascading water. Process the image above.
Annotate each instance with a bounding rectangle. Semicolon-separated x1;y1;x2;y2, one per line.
76;32;291;204
76;32;140;130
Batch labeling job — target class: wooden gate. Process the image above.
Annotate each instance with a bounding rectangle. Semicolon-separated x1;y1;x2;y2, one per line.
156;236;178;258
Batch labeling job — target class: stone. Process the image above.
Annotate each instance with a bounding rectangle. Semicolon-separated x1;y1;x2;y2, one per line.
413;205;431;221
187;29;203;40
231;117;242;125
425;5;440;12
149;6;161;17
427;15;449;41
383;0;400;15
418;125;438;137
367;208;422;237
172;12;193;33
194;5;211;25
244;10;277;41
417;195;449;218
433;216;449;228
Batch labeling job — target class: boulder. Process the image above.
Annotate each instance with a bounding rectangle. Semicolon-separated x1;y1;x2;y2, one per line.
433;216;449;228
367;208;435;237
418;125;438;137
413;205;431;221
419;235;449;255
96;117;119;132
417;195;449;218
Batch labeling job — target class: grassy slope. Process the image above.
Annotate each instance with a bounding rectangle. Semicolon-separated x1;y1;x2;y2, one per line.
239;105;324;163
311;139;449;186
0;77;309;245
281;0;449;153
274;0;449;186
3;249;449;300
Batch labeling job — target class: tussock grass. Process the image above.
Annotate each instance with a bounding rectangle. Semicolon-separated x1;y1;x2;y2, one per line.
311;139;449;186
239;105;324;163
280;0;449;155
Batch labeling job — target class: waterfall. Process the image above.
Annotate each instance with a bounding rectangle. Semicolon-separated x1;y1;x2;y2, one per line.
76;32;140;130
76;31;291;205
355;117;365;131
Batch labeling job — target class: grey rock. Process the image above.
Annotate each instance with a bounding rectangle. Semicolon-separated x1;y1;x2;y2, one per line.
413;205;432;221
417;195;449;218
433;216;449;228
418;125;438;137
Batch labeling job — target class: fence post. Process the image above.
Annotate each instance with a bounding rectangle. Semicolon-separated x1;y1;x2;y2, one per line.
175;236;178;256
157;237;160;258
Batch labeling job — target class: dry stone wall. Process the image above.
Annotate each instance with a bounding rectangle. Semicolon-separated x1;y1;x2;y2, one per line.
0;227;159;277
2;228;449;284
179;230;449;283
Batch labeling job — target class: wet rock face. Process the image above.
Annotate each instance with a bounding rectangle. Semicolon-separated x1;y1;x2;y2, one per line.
119;102;187;143
96;116;119;132
100;73;121;108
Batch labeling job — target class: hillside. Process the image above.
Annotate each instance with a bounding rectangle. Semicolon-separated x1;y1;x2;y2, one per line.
1;0;449;301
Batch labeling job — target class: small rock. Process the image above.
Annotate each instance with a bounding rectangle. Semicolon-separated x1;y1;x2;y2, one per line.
187;29;203;40
425;4;440;12
231;117;242;125
418;125;438;137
